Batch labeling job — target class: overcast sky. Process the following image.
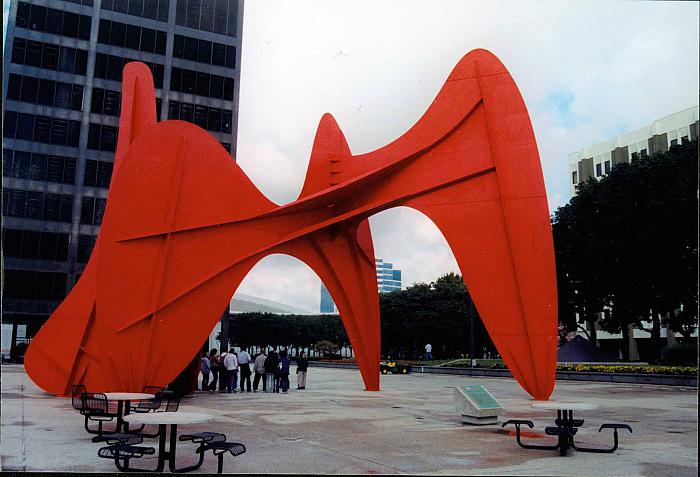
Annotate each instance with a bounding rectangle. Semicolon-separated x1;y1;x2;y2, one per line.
3;1;698;313
232;0;698;312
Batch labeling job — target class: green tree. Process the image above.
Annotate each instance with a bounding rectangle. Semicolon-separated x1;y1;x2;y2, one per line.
552;140;698;361
379;273;492;359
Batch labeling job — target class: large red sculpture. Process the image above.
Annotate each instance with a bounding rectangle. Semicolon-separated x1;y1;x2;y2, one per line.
24;49;557;400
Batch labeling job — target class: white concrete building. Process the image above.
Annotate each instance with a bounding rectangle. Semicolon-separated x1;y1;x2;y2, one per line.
568;106;699;196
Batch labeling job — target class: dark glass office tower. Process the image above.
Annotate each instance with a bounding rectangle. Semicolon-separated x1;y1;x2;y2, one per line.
2;0;244;358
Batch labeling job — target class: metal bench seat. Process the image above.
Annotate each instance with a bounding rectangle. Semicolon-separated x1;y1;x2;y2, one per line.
180;432;227;444
97;444;155;460
92;433;144;445
196;442;246;473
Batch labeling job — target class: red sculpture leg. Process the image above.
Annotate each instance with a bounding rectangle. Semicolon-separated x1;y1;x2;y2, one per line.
25;49;557;400
285;113;381;390
278;220;381;391
24;63;158;396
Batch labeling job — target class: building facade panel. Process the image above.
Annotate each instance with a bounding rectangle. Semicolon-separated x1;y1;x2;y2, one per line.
2;0;244;357
568;106;699;195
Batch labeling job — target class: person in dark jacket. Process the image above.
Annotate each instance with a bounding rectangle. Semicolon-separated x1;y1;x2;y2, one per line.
264;349;279;393
207;348;219;391
296;351;309;390
278;350;291;393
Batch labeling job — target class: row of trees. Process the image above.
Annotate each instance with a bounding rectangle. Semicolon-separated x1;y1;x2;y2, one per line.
553;140;698;361
379;273;494;359
228;313;349;356
228;273;494;360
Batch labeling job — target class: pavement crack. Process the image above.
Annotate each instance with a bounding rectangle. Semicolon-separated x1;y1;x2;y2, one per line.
298;439;414;475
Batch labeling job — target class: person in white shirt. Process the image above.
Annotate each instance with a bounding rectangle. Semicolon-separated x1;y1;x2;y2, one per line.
223;349;239;393
425;343;433;360
237;347;252;392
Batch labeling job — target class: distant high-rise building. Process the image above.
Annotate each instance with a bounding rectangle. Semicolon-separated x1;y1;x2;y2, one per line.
568;106;698;196
2;0;244;357
375;258;402;294
319;284;336;314
319;258;402;313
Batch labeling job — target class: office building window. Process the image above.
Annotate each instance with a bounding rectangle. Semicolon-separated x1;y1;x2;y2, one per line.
62;0;94;6
98;19;167;55
94;53;164;88
176;0;238;37
604;160;610;174
173;34;236;68
170;67;233;100
15;2;92;40
77;235;97;263
2;269;68;300
91;87;123;116
2;228;70;262
11;37;88;75
2;188;73;222
80;197;107;225
595;163;602;177
167;101;232;133
102;0;169;22
83;160;114;188
6;74;83;111
3;149;76;184
87;123;118;152
3;111;80;147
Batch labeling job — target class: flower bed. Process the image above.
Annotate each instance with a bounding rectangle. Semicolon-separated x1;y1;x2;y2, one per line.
555;364;697;376
310;358;698;376
451;361;697;376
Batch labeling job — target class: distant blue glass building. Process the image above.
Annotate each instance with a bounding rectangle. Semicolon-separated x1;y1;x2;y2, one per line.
320;284;336;314
319;258;402;313
375;258;402;294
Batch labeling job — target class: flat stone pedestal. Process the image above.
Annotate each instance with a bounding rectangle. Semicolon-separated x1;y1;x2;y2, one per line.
460;414;499;425
454;384;504;425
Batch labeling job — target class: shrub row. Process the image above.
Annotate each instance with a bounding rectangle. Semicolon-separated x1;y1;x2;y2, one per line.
310;358;698;376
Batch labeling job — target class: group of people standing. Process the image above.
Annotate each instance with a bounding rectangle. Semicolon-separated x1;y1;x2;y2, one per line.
201;347;309;394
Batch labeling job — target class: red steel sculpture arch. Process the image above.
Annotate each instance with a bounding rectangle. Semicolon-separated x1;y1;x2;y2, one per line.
24;49;558;400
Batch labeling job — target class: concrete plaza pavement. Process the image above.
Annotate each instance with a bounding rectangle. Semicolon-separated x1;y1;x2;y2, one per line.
1;364;697;475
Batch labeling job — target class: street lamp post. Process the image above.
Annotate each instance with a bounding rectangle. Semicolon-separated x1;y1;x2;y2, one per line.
469;299;476;368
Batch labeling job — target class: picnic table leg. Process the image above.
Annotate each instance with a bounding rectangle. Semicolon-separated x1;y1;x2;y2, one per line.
167;424;206;473
123;400;131;433
556;410;576;456
115;400;125;433
502;421;559;451
572;424;632;454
